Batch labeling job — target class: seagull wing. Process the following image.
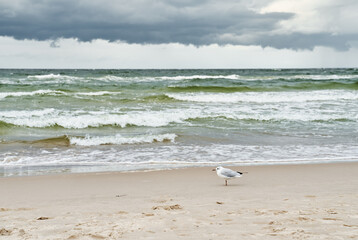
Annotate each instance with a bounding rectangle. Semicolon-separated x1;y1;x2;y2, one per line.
221;168;241;178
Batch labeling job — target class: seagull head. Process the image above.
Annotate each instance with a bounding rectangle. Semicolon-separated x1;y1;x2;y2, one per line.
212;166;223;172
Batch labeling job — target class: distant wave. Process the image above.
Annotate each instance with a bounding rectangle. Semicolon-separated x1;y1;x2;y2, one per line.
26;74;80;80
2;73;357;87
167;81;358;92
69;133;177;146
98;75;126;81
97;74;241;82
0;109;200;129
0;90;122;99
75;91;121;96
167;86;253;93
157;74;357;82
166;90;358;103
23;74;357;81
0;134;177;147
0;90;65;99
0;108;55;118
287;74;358;80
0;73;85;85
1;105;356;130
157;74;241;80
236;74;358;81
5;87;356;104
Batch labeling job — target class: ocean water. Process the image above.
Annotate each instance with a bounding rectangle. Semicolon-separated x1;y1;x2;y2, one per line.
0;69;357;176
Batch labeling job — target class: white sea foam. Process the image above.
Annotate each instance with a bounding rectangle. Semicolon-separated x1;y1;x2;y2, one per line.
289;74;358;80
20;73;358;82
3;74;356;87
26;74;79;80
0;102;357;129
98;75;126;81
0;108;55;118
75;91;121;96
1;143;358;170
166;90;358;103
0;90;65;99
96;74;242;82
0;90;123;99
0;74;87;85
69;133;177;146
0;109;203;128
157;74;241;80
2;73;356;86
226;74;358;81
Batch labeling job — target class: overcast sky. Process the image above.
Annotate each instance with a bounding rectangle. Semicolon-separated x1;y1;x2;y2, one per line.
1;0;358;68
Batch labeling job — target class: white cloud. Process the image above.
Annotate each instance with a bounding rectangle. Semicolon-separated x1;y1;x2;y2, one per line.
261;0;358;35
0;36;357;68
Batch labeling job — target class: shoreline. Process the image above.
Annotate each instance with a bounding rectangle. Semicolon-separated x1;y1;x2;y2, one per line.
1;161;358;239
2;159;358;178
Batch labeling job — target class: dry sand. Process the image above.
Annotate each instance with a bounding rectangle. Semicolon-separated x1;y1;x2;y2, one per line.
1;162;358;239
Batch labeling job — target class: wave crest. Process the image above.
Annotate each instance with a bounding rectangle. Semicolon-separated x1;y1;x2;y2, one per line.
0;104;357;130
69;133;177;146
0;109;198;128
26;74;79;80
158;74;240;80
0;90;64;99
166;90;358;103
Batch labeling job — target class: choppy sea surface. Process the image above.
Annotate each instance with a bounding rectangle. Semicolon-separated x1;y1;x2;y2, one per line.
1;69;357;176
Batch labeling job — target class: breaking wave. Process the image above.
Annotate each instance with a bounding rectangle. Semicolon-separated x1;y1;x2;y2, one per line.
69;133;177;146
0;105;357;130
0;90;65;99
26;74;80;80
166;90;358;103
0;109;200;129
0;134;177;147
0;90;123;100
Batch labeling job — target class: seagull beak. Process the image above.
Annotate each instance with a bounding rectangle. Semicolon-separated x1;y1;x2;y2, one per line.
212;169;216;171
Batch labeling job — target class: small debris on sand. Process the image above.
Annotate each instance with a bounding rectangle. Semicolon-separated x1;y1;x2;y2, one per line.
0;228;12;236
152;204;182;210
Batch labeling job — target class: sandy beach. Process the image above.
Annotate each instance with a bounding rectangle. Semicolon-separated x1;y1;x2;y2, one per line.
1;162;358;239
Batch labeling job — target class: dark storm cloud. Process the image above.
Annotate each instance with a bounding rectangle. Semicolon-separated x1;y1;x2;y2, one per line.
0;0;355;50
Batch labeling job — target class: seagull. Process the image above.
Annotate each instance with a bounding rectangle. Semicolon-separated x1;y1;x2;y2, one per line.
212;166;246;186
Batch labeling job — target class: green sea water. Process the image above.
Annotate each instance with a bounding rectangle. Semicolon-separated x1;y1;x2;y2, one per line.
1;69;357;176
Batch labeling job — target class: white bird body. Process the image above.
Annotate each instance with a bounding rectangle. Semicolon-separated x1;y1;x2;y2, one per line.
213;166;244;186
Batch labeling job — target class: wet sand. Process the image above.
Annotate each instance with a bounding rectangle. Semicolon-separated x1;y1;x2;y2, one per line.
1;162;358;239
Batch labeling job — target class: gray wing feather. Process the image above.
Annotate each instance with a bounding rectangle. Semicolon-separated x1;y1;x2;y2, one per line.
221;168;240;177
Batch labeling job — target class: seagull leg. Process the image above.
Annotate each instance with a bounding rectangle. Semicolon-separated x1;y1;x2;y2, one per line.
225;180;228;186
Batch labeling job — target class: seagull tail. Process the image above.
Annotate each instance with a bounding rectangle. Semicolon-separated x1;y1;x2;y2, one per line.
237;171;248;174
